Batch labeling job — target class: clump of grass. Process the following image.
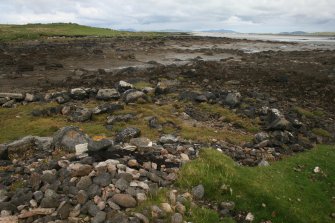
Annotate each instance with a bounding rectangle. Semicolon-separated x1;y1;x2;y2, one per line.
135;188;235;223
133;81;154;89
9;179;26;191
312;128;332;138
186;207;235;223
293;106;324;118
196;103;260;133
178;145;335;223
180;123;252;145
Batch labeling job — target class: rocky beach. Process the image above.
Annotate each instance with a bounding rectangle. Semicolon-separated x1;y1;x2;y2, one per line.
0;33;334;223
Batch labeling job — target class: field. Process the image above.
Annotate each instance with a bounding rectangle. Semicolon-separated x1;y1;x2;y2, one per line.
0;23;165;41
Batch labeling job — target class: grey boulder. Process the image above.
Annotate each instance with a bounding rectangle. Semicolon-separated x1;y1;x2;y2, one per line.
53;126;91;152
96;88;120;100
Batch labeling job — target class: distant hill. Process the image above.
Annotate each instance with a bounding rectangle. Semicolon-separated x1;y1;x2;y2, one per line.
0;23;166;42
310;32;335;36
202;29;237;33
117;28;136;32
279;31;307;35
158;29;191;32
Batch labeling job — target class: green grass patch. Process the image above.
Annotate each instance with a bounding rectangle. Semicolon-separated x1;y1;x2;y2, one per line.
132;81;154;90
0;102;112;143
135;188;234;223
0;101;252;145
293;106;324;119
186;206;235;223
116;103;253;144
196;103;260;133
0;23;166;42
312;128;332;138
178;145;335;223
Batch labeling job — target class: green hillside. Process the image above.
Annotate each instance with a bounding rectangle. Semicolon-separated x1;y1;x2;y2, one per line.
0;23;163;41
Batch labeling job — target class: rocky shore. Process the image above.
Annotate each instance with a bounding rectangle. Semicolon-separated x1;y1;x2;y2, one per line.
0;35;334;222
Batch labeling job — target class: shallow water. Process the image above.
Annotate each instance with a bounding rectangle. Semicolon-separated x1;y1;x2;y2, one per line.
192;32;335;51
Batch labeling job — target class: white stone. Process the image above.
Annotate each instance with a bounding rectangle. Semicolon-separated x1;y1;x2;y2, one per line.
180;153;189;161
75;143;88;155
104;159;119;165
138;182;150;190
314;166;321;173
245;212;254;221
136;193;147;202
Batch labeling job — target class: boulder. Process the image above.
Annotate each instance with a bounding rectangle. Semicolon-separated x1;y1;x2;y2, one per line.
2;99;15;108
91;211;106;223
53;126;91;152
224;92;241;107
0;93;24;100
93;172;112;186
268;117;290;130
0;144;8;160
129;137;153;152
115;127;141;143
107;114;134;125
254;132;269;143
96;89;120;100
0;97;8;105
70;88;88;100
171;213;183;223
148;116;162;130
122;89;146;104
266;108;290;130
24;93;36;102
112;194;137;208
6;136;53;159
117;80;133;93
92;103;124;115
195;94;208;102
192;184;204;199
88;138;114;152
68;163;93;177
55;96;70;104
155;79;179;95
58;201;73;219
68;107;92;122
159;135;179;144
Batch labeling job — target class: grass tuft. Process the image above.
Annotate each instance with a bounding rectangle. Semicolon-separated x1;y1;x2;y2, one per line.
293;106;324;119
312;128;332;138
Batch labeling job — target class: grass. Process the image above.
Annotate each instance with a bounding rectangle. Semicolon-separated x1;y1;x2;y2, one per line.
132;81;154;90
114;103;253;144
312;128;332;138
135;188;235;223
0;101;254;145
0;102;112;143
196;103;260;133
0;23;166;42
186;207;235;223
177;145;335;223
293;106;324;119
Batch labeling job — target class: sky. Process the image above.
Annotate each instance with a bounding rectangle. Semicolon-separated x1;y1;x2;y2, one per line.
0;0;334;33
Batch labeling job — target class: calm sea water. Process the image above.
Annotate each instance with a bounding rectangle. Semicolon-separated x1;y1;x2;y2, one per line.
192;32;335;43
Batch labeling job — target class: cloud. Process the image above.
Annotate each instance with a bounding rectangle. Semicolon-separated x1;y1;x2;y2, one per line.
0;0;334;32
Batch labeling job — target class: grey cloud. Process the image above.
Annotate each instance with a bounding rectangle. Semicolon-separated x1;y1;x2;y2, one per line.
0;0;334;32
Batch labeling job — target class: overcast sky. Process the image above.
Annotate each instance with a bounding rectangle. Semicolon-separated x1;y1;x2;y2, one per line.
0;0;334;33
